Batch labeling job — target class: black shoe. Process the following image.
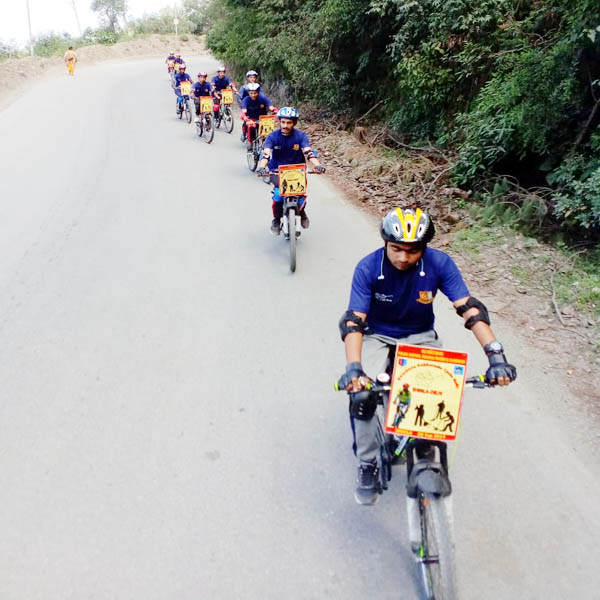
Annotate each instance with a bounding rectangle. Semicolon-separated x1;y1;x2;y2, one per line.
354;460;379;505
270;219;281;236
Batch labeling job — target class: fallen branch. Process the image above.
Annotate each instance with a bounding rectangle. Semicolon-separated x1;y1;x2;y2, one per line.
355;100;385;125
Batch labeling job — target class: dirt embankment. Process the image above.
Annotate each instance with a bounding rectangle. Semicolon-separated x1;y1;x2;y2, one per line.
0;34;206;110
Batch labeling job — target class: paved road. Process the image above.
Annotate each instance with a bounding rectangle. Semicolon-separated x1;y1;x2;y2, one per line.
1;57;599;600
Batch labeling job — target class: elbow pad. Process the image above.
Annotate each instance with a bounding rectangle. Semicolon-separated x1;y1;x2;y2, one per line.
455;296;490;330
338;310;366;341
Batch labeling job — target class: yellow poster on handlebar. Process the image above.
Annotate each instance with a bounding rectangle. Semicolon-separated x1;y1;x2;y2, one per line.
200;97;214;113
279;163;307;197
384;345;468;441
258;114;276;137
221;89;234;105
180;81;192;96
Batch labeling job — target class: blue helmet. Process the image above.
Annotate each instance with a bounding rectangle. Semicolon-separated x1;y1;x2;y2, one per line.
277;106;299;119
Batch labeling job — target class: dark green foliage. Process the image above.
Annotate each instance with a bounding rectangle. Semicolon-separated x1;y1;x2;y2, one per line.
206;0;600;235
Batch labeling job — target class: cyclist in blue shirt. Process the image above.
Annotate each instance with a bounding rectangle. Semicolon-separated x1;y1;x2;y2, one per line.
238;70;261;105
256;107;325;235
337;207;517;505
192;71;213;122
173;64;193;110
240;84;276;151
211;66;237;93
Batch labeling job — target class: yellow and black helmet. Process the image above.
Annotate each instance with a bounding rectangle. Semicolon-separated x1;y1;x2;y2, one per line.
380;207;435;244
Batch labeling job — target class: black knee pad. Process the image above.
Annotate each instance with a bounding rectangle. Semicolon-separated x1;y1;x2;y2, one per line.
349;390;378;421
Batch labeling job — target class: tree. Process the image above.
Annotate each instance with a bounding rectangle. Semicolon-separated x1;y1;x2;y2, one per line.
91;0;128;33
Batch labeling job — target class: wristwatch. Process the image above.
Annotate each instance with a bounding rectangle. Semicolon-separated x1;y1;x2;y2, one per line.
484;341;504;356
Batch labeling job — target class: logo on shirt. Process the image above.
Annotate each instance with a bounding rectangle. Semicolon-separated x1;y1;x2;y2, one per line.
416;290;433;304
375;292;394;303
293;144;300;150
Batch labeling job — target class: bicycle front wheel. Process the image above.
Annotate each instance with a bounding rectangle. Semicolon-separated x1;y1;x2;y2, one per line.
247;141;258;171
288;208;297;273
223;107;234;133
418;493;457;600
203;113;215;143
195;117;203;137
185;100;192;124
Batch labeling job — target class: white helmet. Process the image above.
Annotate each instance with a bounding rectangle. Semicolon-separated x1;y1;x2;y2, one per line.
247;82;260;92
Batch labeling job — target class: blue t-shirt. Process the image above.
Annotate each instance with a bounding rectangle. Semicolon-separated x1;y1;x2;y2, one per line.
264;128;311;170
211;75;232;91
174;72;192;86
241;93;272;120
193;81;212;97
348;247;469;338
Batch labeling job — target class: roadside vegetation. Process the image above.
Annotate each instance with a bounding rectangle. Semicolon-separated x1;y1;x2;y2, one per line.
205;0;600;239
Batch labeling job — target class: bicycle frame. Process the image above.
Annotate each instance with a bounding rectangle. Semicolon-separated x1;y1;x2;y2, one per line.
281;197;302;240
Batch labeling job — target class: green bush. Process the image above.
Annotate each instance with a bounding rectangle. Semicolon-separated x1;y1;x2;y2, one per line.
551;155;600;230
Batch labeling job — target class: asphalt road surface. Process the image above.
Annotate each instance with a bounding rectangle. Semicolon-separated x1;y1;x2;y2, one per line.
1;57;599;600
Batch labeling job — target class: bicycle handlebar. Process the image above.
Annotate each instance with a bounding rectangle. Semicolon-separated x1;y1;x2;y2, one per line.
334;374;494;393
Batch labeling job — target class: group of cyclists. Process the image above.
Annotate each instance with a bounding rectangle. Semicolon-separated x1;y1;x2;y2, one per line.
165;52;325;235
165;52;517;505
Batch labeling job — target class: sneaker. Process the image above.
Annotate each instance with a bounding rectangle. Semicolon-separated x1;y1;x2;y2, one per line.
300;213;310;229
246;142;253;152
240;133;246;142
270;219;281;236
354;460;379;505
194;116;200;123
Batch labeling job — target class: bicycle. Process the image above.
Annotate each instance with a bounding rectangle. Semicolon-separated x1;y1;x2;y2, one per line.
335;366;493;600
246;114;277;172
194;96;215;144
265;165;315;273
176;81;193;124
214;89;235;133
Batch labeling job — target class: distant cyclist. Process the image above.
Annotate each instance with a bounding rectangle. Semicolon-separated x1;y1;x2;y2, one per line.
173;53;184;67
238;70;261;105
166;50;176;73
193;72;213;123
240;84;276;151
211;66;237;125
256;107;325;235
64;46;77;76
336;207;517;505
173;64;193;110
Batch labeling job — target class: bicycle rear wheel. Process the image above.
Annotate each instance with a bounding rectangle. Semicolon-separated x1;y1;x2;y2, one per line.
223;107;234;133
203;113;215;143
418;493;457;600
288;208;297;273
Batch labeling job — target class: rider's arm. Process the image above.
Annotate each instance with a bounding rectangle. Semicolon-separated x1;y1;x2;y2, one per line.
301;146;321;168
453;296;515;386
257;147;272;170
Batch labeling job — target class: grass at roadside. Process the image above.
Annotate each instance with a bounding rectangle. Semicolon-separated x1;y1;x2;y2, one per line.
450;222;600;320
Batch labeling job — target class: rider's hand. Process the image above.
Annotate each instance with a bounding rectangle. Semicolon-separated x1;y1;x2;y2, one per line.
484;345;516;386
257;167;269;177
313;164;326;174
338;362;369;392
